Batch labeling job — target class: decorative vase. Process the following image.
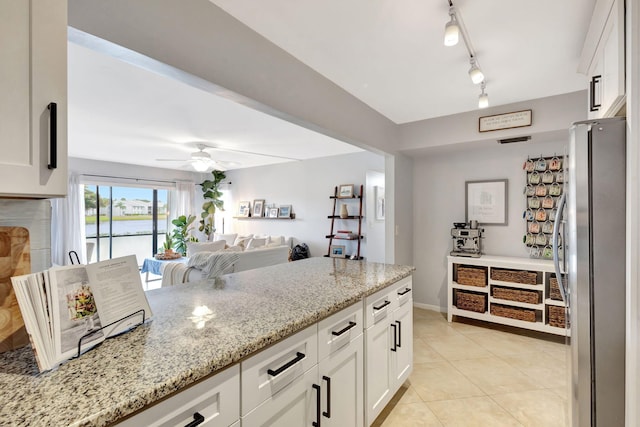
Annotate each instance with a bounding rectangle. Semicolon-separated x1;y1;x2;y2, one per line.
340;204;349;218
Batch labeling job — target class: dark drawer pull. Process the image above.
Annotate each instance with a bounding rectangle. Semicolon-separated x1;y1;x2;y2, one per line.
331;321;357;336
322;375;331;418
397;287;412;296
184;412;204;427
47;102;57;170
396;320;402;348
267;352;305;377
312;383;321;427
373;300;390;311
590;75;601;112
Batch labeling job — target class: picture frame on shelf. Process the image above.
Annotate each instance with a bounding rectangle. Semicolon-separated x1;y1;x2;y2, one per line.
278;205;292;218
268;207;279;218
330;245;345;258
338;184;355;198
238;201;251;217
465;179;508;225
253;199;265;218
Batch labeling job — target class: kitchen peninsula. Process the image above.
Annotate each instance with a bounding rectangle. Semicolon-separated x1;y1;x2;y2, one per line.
0;257;414;426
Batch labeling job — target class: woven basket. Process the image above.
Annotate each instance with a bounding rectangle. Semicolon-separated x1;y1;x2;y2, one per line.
492;287;540;304
455;291;487;313
457;266;487;287
549;277;563;301
490;304;536;322
491;268;538;285
548;305;568;328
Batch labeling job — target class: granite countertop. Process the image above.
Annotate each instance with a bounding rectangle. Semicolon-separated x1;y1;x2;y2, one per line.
0;257;414;427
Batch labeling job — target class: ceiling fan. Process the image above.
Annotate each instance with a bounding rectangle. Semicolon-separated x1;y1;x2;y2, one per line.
155;143;238;172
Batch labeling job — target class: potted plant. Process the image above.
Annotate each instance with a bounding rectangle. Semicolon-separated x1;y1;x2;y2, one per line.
198;170;226;241
171;214;197;255
162;233;175;255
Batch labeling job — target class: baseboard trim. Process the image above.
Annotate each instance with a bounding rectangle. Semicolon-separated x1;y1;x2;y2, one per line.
413;302;446;313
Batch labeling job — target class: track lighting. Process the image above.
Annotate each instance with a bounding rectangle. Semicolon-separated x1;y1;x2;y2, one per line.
478;82;489;109
468;58;484;84
443;8;459;46
444;0;490;109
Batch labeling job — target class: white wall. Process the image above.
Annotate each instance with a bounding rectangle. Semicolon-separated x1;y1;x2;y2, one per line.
219;151;384;259
412;139;567;310
365;170;385;262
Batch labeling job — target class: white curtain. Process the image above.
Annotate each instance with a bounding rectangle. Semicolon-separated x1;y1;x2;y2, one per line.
51;174;86;265
169;180;196;224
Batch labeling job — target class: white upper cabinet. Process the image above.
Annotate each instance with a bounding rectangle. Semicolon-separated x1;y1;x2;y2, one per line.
0;0;67;198
579;0;625;119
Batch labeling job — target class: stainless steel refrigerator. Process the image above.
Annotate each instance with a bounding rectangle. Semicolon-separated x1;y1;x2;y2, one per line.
554;117;626;426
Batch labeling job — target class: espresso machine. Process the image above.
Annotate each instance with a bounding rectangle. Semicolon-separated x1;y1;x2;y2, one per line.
450;221;484;257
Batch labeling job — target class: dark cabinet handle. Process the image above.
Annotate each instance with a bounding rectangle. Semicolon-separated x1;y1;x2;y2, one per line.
396;320;402;348
47;102;57;170
397;287;412;296
312;383;321;427
267;352;305;377
373;300;390;311
322;376;331;418
590;75;601;112
184;412;204;427
390;323;397;352
331;321;357;336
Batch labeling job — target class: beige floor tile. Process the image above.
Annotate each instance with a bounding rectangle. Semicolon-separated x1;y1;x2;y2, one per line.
501;352;569;390
413;320;462;340
410;361;485;402
390;382;423;405
374;402;444;427
426;334;494;360
491;389;570;427
451;357;544;395
427;396;523;427
466;331;543;356
414;337;447;364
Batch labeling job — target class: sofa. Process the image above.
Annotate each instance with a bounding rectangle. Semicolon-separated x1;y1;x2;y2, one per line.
160;234;292;286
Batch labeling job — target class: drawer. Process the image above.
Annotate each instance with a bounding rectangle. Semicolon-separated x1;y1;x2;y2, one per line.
115;364;240;427
393;276;413;307
364;286;398;329
241;324;318;416
318;301;363;361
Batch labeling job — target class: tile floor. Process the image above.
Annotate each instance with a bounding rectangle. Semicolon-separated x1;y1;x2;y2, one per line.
373;307;570;427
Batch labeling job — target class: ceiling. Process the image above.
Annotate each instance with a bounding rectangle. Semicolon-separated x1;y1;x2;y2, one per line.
68;0;595;172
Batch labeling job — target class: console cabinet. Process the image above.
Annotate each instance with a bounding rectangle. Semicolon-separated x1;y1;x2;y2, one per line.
0;0;68;198
447;256;569;336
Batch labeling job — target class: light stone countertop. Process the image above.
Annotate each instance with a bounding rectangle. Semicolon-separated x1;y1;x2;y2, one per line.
0;257;414;427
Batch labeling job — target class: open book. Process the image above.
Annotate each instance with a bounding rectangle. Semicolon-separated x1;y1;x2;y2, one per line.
11;255;152;372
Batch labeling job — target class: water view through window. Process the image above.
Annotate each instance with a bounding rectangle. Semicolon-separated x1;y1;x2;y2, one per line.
85;185;169;265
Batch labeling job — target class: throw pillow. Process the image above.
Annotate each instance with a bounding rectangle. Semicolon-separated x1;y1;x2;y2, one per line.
245;237;267;250
223;245;244;252
234;234;253;248
267;235;285;246
187;240;226;255
213;233;238;243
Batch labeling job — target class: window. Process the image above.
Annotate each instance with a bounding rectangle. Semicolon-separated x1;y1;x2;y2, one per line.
84;185;169;263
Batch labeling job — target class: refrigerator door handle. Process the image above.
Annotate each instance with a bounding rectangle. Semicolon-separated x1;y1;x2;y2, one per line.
552;193;567;303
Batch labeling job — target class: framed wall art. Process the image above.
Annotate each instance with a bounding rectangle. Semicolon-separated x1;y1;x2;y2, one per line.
465;179;508;225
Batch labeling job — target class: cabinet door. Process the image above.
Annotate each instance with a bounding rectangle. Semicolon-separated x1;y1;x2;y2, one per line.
391;301;413;388
319;334;364;427
364;315;393;425
242;365;320;427
0;0;67;198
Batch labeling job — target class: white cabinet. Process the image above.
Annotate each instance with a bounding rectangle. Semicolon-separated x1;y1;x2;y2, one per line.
0;0;67;198
318;302;364;427
447;255;569;336
114;365;240;427
364;277;413;426
580;0;625;118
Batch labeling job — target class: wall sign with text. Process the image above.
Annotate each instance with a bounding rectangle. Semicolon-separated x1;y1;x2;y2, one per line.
479;110;532;132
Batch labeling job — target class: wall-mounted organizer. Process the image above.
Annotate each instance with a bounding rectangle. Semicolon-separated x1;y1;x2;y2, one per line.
325;184;364;260
523;155;566;259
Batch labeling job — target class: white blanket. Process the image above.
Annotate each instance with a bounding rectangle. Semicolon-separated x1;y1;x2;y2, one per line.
161;262;192;287
187;251;241;279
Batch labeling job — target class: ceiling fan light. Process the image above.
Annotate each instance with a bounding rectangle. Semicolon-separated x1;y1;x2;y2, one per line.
192;159;209;172
444;18;459;46
469;62;484;84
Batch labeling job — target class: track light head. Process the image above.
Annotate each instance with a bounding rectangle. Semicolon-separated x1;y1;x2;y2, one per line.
478;82;489;109
468;58;484;84
444;8;459;46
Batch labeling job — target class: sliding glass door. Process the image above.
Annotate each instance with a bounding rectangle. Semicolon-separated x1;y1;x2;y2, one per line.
84;185;169;264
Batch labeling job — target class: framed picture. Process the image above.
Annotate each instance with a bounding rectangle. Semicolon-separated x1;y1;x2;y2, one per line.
338;184;355;198
330;245;345;258
278;205;292;218
465;179;508;225
253;199;265;218
238;201;251;217
374;186;385;220
268;207;279;218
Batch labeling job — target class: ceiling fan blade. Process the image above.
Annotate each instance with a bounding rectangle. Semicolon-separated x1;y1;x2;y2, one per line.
205;145;301;161
155;158;190;162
